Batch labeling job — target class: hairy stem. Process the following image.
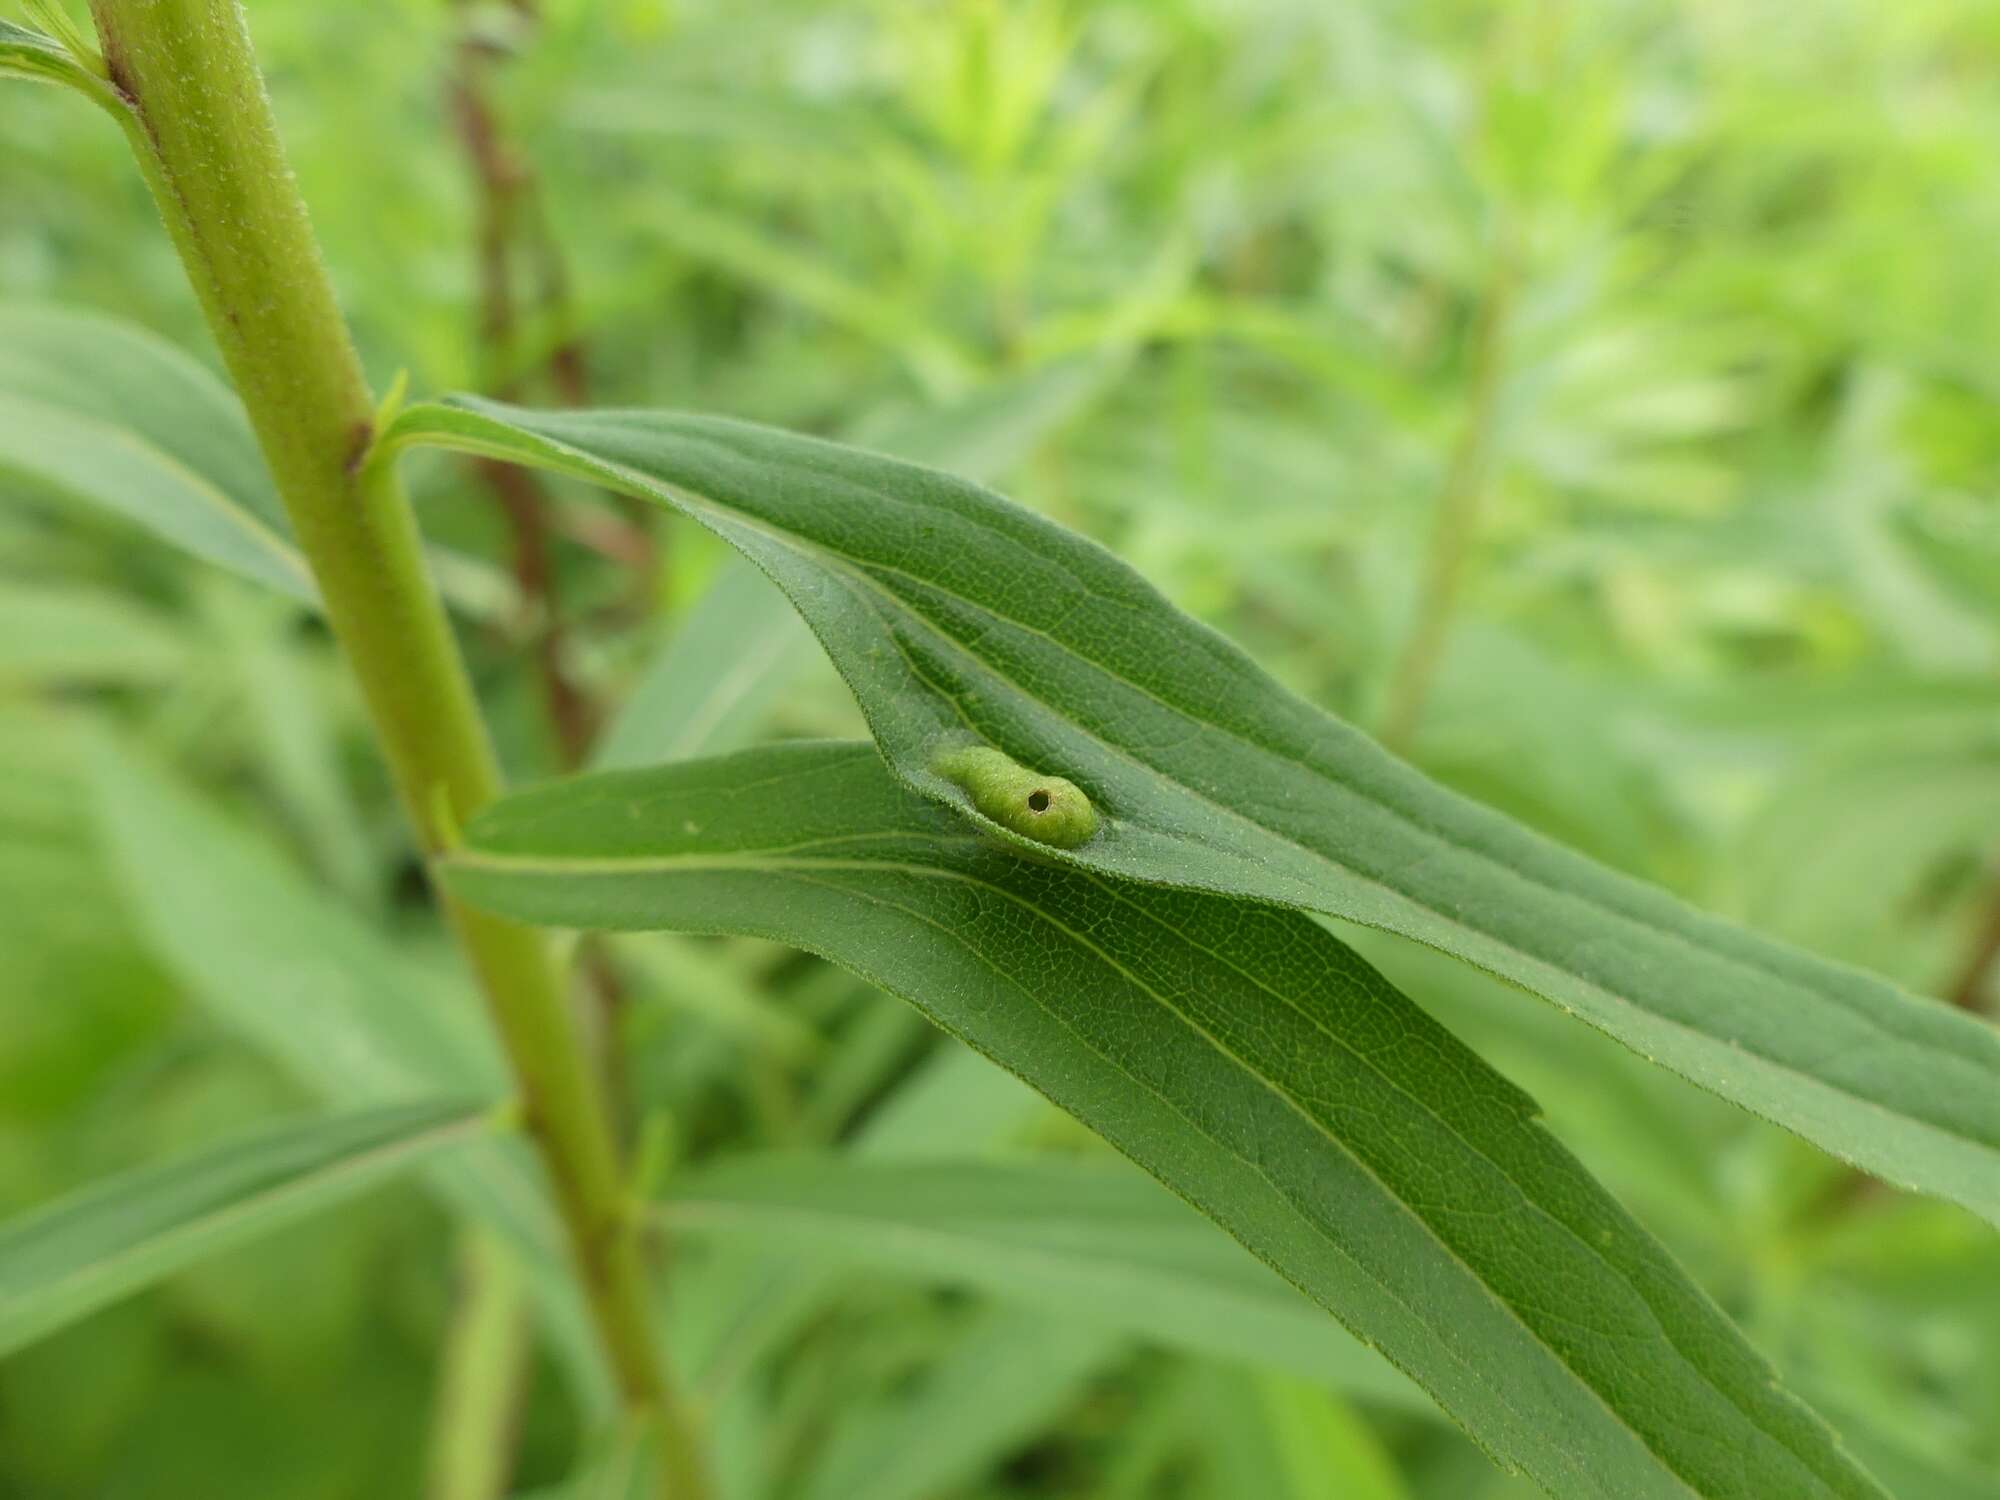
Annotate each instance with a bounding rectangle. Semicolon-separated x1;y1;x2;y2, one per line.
84;1;707;1489
1379;243;1518;753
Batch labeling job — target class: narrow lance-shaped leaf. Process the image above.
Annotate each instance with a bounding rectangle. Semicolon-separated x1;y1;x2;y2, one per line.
0;19;115;98
796;1309;1121;1500
0;306;512;616
384;397;2000;1226
0;305;315;602
0;1097;491;1358
89;742;614;1415
594;355;1113;770
446;741;1887;1500
660;1153;1430;1412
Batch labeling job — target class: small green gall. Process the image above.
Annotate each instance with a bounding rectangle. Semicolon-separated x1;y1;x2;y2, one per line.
932;745;1099;849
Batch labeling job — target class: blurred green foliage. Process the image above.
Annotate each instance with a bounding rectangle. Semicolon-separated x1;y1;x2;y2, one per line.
2;0;1998;1495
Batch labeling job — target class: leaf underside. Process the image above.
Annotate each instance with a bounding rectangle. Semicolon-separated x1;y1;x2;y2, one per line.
449;741;1886;1500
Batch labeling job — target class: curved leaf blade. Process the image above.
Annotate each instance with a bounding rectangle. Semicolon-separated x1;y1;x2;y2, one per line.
383;397;2000;1226
0;1097;489;1358
0;306;315;601
447;741;1885;1500
596;357;1112;770
0;307;507;618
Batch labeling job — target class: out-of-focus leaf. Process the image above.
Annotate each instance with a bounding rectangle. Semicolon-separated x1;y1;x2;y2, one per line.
1252;1372;1412;1500
201;584;378;909
662;1151;1426;1413
797;1309;1119;1500
630;186;973;393
450;741;1889;1499
0;582;188;686
0;306;314;602
593;562;820;769
536;1418;663;1500
1727;743;2000;986
1416;625;1657;873
88;743;611;1415
0;1097;489;1357
851;1041;1047;1160
1900;494;2000;625
92;744;500;1098
0;307;518;618
566;87;871;153
1191;1366;1412;1500
387;396;2000;1232
0;710;177;1127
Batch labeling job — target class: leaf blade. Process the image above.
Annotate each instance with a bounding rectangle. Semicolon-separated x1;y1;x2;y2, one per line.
0;1097;489;1358
88;742;613;1414
447;742;1887;1500
662;1152;1430;1412
0;306;315;601
384;397;2000;1226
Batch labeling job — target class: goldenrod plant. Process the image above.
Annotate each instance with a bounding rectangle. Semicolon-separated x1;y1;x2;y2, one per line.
2;2;1997;1496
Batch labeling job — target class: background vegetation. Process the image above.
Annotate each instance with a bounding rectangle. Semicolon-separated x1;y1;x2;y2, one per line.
3;0;1998;1495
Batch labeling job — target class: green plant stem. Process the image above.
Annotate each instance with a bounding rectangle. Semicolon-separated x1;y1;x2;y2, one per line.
82;2;707;1490
428;1231;532;1500
1379;244;1518;753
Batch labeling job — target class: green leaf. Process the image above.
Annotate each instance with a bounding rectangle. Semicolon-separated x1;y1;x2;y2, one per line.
796;1309;1120;1500
662;1152;1427;1412
201;584;380;910
1192;1367;1414;1500
91;743;502;1100
448;741;1887;1500
0;306;316;602
547;1417;671;1500
383;397;2000;1225
0;1097;489;1358
89;742;613;1416
595;357;1110;770
1250;1373;1413;1500
0;306;510;618
0;582;188;686
592;560;821;769
628;184;975;393
0;19;114;100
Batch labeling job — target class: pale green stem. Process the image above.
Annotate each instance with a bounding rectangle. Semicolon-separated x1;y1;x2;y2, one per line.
78;1;708;1491
428;1231;532;1500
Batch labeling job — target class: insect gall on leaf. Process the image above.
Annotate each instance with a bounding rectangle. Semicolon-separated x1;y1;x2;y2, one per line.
932;745;1099;849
